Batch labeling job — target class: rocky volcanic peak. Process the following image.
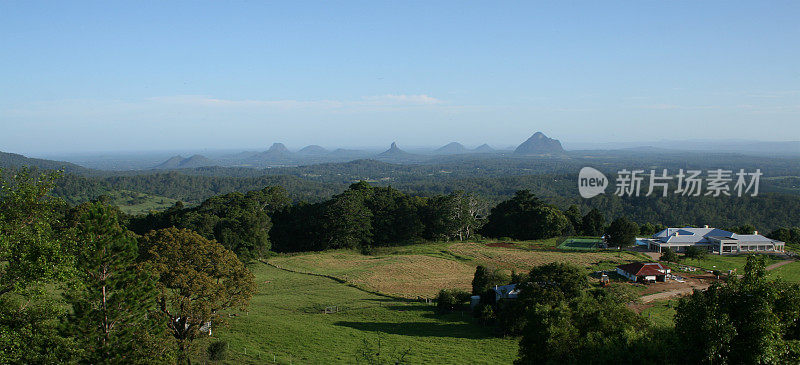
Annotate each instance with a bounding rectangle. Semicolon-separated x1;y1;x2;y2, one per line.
514;132;564;154
266;143;290;154
381;142;405;155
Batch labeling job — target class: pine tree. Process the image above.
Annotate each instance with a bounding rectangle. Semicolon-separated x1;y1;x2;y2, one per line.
64;202;170;363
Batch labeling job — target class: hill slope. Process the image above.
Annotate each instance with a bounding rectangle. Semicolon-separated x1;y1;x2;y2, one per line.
154;154;216;169
0;151;91;174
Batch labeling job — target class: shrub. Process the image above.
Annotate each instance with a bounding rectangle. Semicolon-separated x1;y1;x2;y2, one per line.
476;304;495;325
207;341;228;361
684;246;707;260
471;265;508;295
436;289;470;313
660;248;679;263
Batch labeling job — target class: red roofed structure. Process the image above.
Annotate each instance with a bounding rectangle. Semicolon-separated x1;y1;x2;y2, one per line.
616;262;671;282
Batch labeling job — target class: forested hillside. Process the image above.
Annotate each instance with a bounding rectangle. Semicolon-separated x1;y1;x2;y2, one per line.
4;150;800;231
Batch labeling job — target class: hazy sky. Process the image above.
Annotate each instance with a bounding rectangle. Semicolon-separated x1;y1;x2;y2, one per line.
2;1;799;154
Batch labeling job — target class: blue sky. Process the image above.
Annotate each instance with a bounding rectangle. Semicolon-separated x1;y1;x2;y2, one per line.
1;1;799;153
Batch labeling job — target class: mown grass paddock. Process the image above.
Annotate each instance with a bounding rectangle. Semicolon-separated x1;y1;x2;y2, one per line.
207;263;518;364
268;241;647;298
679;254;785;273
769;261;800;282
557;237;604;250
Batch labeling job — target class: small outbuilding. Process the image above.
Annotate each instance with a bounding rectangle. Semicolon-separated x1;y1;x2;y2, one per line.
616;262;670;283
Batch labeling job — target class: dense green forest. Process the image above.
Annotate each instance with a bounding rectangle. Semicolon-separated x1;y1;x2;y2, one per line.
46;167;800;232
3;149;799;233
4;163;800;363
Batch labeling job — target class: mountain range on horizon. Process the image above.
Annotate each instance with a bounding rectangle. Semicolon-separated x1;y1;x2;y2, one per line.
151;132;566;168
10;131;798;172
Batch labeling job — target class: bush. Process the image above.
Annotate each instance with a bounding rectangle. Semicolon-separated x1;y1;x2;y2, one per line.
207;341;228;361
471;265;508;295
476;304;495;325
359;245;376;255
684;246;707;260
436;289;471;313
660;248;679;263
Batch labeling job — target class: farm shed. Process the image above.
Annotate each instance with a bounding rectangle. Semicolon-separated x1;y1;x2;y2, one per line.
616;262;670;283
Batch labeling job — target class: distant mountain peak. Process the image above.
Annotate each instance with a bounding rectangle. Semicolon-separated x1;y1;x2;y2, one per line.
266;143;290;154
514;132;564;154
379;142;407;156
474;143;495;153
297;145;328;154
436;142;468;154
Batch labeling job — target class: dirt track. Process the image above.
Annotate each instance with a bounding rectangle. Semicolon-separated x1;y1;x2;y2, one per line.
766;259;795;271
639;259;796;303
640;284;710;303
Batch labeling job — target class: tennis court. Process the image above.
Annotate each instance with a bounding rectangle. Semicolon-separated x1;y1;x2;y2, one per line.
558;238;604;250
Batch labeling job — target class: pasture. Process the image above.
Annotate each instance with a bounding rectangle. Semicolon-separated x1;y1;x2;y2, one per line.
108;190;179;215
680;254;786;273
269;241;647;298
210;263;519;364
769;261;800;282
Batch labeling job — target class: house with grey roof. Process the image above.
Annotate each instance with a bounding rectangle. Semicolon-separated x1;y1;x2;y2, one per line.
642;226;784;255
492;284;520;302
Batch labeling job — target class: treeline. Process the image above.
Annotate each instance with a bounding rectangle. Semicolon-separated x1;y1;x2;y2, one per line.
46;165;800;232
125;180;799;261
50;171;343;206
129;182;487;256
0;170;255;363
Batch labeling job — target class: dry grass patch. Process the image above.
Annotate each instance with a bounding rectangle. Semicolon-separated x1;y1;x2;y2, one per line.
269;243;646;298
446;242;642;272
270;251;474;298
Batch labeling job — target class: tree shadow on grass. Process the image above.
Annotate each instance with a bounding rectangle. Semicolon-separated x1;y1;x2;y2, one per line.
333;321;494;339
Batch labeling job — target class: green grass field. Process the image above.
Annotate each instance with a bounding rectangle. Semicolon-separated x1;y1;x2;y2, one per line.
640;299;678;329
769;261;800;282
208;262;519;364
108;190;179;215
679;254;785;273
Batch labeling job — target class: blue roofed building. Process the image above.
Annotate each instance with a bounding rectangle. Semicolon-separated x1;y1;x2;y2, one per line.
641;226;784;255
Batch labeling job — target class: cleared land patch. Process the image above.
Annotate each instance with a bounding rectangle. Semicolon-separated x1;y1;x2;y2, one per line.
270;242;647;298
269;251;475;298
447;242;644;272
